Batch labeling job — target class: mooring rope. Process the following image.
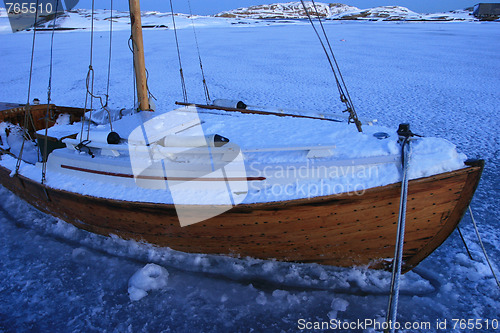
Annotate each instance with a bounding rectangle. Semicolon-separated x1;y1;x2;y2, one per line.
385;134;411;333
469;206;500;289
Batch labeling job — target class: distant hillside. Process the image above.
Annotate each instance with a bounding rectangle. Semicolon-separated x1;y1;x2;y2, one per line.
0;3;479;33
338;6;421;20
0;8;218;33
215;2;357;19
215;2;476;21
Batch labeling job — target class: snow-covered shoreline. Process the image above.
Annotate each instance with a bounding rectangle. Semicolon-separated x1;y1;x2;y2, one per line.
0;2;486;34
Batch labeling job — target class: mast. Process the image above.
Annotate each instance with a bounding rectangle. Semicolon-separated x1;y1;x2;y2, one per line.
128;0;150;111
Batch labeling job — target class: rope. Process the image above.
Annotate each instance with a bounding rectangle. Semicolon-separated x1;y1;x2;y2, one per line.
128;36;156;110
299;0;362;132
385;136;411;333
15;0;41;174
41;0;61;184
145;67;156;102
169;0;188;103
85;68;114;130
187;0;211;104
469;206;500;288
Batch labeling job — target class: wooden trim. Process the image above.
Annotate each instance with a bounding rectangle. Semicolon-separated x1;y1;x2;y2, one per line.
0;103;85;137
60;164;266;182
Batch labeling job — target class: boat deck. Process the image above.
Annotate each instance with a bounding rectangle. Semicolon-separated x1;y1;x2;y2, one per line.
0;102;24;112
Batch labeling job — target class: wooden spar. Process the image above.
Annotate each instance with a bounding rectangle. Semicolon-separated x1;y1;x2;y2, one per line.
128;0;150;111
175;101;343;123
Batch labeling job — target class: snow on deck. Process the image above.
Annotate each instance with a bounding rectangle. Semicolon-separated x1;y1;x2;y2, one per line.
1;105;466;204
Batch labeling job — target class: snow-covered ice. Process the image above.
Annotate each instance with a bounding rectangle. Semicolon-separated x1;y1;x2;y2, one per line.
0;17;498;332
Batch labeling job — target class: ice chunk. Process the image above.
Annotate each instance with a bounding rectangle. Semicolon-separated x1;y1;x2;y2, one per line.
328;297;349;319
256;292;267;305
128;263;169;301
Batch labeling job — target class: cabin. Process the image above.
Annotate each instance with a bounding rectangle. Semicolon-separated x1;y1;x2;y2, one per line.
473;3;500;19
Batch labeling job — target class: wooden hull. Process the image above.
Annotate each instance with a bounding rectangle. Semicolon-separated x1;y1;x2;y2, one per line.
0;103;84;137
0;160;483;272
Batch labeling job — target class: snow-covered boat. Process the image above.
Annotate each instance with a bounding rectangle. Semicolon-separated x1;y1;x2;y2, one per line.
0;1;483;273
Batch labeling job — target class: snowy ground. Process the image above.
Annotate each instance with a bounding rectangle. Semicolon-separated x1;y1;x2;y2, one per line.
0;20;498;332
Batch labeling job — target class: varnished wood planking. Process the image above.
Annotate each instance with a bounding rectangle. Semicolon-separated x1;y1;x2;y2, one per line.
0;160;483;272
0;104;84;137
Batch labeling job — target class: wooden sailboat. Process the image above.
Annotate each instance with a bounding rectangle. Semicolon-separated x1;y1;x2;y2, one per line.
0;1;483;273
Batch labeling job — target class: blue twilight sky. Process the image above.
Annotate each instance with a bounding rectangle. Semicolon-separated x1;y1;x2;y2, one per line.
73;1;482;15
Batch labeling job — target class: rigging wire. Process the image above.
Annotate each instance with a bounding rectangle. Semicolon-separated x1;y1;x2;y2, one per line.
310;0;361;129
169;0;188;103
187;0;211;104
105;0;113;107
15;0;41;174
41;0;61;184
80;0;114;142
80;0;96;142
299;0;362;132
86;0;96;138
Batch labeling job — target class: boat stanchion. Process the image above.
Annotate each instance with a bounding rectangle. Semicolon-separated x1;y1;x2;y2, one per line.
385;123;414;333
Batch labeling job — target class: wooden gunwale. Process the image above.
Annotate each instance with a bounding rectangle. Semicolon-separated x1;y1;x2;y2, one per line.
0;103;85;137
0;159;483;272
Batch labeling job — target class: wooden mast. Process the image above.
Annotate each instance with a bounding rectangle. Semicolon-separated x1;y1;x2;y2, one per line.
128;0;150;111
